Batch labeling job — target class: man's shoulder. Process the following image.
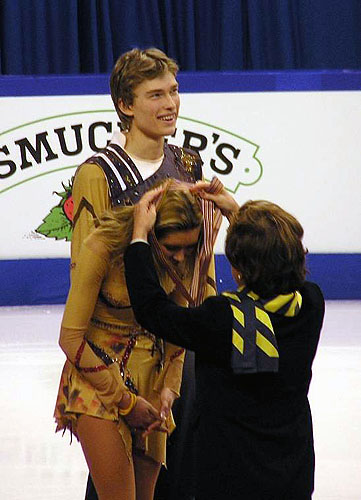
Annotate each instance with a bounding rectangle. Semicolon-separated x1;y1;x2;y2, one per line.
166;143;203;181
75;161;106;180
167;143;202;161
72;161;108;193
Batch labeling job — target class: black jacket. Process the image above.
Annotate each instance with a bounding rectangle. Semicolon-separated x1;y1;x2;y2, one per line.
124;242;325;500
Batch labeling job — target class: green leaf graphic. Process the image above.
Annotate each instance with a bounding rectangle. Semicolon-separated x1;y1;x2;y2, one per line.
36;206;72;241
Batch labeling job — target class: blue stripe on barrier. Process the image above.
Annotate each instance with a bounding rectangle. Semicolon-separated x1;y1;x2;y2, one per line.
0;71;361;97
215;254;361;300
0;254;360;306
1;258;70;306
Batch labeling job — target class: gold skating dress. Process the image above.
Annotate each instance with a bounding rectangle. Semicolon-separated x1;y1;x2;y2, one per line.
54;233;184;464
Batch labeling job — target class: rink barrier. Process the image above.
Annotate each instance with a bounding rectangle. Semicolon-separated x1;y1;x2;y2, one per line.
1;254;360;306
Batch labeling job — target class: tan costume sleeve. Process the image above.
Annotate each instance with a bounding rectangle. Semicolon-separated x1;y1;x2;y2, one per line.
59;239;127;413
71;163;111;267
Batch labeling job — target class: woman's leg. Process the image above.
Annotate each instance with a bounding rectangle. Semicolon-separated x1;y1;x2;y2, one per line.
77;415;135;500
133;451;161;500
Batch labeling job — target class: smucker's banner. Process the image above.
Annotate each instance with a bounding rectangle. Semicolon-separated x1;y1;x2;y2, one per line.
0;91;360;259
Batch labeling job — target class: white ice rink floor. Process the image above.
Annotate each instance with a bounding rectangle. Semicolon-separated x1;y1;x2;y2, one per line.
0;301;360;499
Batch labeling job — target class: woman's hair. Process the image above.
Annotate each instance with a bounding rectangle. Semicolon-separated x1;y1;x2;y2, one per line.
225;200;307;297
110;48;179;131
96;186;202;277
154;188;202;240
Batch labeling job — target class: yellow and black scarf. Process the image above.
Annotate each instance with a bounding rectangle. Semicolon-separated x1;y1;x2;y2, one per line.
222;287;302;374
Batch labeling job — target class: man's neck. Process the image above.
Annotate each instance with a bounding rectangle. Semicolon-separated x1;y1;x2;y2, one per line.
124;131;165;161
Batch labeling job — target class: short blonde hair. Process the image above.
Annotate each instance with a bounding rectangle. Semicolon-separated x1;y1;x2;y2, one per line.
110;48;179;131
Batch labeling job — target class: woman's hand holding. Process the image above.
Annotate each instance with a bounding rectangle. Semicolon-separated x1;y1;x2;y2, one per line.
190;181;240;219
124;395;166;435
141;387;177;438
159;387;177;421
132;187;164;241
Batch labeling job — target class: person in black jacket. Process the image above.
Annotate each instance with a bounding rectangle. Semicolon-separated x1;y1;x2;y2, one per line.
124;182;325;500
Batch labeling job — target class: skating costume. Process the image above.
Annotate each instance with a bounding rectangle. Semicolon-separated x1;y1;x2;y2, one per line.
55;233;186;463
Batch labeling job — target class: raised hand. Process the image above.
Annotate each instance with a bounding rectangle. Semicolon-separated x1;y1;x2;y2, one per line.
190;181;240;218
132;186;164;241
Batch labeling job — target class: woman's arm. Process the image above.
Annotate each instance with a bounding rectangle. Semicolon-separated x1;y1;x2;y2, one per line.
153;342;185;416
62;237;164;431
71;163;111;266
124;188;232;351
124;241;231;356
60;239;132;412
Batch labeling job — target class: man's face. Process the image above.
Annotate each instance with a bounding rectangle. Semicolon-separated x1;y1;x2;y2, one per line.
158;227;201;267
121;71;180;139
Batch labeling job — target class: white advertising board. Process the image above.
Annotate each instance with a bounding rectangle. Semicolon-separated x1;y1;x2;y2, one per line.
0;91;360;259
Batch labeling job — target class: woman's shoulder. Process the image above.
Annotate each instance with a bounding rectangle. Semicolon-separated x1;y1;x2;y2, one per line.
302;281;324;303
300;281;325;317
83;231;112;262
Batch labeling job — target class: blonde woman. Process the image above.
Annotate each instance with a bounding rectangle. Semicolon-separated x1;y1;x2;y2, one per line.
54;184;205;500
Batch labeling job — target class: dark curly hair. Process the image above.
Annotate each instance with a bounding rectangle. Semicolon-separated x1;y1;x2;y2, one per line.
225;200;307;297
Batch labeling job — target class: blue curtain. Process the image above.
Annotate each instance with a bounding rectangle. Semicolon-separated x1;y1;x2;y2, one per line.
1;0;360;74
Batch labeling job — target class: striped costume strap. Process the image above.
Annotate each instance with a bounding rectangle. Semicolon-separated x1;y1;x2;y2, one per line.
87;142;143;205
222;288;302;374
150;177;223;307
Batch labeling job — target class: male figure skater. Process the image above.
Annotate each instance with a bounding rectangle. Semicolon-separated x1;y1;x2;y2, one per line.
71;47;215;500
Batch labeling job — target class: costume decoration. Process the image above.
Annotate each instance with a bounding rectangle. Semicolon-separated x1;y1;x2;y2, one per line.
118;391;137;416
84;140;202;207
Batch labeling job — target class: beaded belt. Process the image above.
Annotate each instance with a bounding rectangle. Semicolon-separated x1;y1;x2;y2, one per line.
90;317;147;334
87;332;164;395
87;337;139;394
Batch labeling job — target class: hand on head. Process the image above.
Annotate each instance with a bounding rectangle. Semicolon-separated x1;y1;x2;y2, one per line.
132;186;165;241
132;180;240;245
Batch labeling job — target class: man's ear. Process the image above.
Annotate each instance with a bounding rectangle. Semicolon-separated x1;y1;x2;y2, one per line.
118;98;134;117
